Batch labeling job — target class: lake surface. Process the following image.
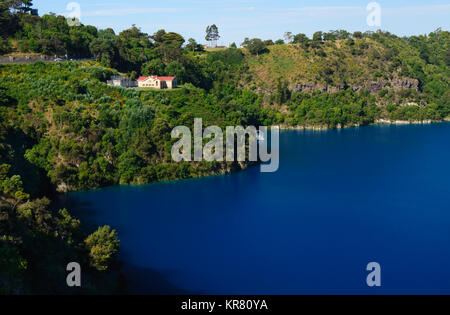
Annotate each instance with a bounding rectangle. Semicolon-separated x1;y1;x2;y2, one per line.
65;123;450;294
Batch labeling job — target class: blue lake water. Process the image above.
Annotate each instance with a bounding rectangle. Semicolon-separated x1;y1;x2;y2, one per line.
65;123;450;294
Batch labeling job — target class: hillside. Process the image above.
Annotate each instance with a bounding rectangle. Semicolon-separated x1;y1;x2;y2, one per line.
244;39;413;92
244;31;449;91
1;28;450;192
0;2;449;294
0;61;266;192
237;31;449;127
1;55;448;195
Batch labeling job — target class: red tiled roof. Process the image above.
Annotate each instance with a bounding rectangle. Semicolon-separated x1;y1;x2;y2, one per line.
158;76;176;81
138;76;176;81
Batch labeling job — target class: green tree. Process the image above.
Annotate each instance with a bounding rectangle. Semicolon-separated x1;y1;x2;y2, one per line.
353;31;363;39
89;37;116;67
0;38;11;54
159;32;185;63
185;38;198;52
151;29;166;43
312;31;323;42
205;24;220;48
0;165;30;209
284;32;293;43
242;38;266;56
85;226;120;271
141;58;165;76
68;25;97;57
115;25;154;72
293;33;310;47
275;78;291;104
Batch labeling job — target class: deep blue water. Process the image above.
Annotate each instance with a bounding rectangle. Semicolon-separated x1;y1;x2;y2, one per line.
65;123;450;294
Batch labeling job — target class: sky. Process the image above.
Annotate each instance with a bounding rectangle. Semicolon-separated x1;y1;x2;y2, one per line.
33;0;450;45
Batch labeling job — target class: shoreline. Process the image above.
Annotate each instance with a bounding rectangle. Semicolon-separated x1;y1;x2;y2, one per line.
278;118;449;131
62;119;450;193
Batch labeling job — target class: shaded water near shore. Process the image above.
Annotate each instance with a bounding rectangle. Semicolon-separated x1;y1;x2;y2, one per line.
64;123;450;294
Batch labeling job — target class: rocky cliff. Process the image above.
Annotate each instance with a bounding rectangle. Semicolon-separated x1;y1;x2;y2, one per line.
292;77;419;94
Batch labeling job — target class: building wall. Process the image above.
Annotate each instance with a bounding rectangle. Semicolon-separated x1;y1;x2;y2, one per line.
161;80;177;89
124;79;138;88
108;78;138;88
138;78;177;89
138;79;161;88
169;79;178;89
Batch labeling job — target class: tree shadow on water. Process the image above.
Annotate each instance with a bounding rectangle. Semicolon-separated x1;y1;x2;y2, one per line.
52;195;106;233
54;196;192;295
54;193;196;295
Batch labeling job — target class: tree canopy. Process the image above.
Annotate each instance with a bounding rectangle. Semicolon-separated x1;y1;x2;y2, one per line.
205;24;220;48
242;38;267;56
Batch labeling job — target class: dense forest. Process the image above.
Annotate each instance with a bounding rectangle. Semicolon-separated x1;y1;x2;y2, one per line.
0;1;449;294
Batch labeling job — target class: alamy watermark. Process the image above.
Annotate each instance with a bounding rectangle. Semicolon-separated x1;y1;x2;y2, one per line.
66;2;81;26
366;262;381;287
171;119;280;173
366;2;382;27
66;262;81;287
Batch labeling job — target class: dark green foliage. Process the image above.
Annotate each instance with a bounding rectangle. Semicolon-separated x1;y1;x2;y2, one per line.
293;33;310;47
275;78;291;104
242;38;267;56
0;38;11;54
85;226;120;271
1;1;33;37
0;61;275;190
185;38;204;52
312;31;323;42
0;163;121;294
286;90;380;128
89;36;116;67
0;6;448;295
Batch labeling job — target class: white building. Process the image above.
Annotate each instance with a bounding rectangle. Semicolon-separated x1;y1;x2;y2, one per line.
137;76;177;89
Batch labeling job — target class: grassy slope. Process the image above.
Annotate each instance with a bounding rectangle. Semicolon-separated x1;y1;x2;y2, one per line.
243;38;422;91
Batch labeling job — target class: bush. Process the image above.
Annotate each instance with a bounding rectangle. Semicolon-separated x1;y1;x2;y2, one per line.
85;226;120;271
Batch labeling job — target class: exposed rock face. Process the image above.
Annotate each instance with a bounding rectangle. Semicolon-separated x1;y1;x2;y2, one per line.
293;83;342;93
390;78;419;90
293;78;419;94
57;182;69;193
